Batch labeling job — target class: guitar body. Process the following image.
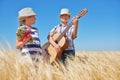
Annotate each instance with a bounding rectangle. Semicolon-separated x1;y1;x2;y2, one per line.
53;33;69;51
42;33;68;63
42;42;57;63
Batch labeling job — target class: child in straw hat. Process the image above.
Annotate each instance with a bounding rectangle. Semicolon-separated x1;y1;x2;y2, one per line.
16;8;44;60
48;8;78;63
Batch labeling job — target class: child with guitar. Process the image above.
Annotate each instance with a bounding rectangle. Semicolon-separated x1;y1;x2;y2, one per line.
48;8;78;63
16;8;43;60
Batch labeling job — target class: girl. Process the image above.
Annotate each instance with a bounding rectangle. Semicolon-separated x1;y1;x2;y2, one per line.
48;8;78;63
16;8;42;59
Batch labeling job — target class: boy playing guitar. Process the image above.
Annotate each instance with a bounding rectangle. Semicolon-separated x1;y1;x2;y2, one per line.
49;8;78;63
42;8;88;63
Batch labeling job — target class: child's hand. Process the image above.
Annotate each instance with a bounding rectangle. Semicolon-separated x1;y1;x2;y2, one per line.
16;35;32;49
55;44;61;54
72;17;78;25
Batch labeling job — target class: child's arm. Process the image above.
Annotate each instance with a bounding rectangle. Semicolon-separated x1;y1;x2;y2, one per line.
16;36;32;49
72;18;78;40
49;33;58;47
48;32;61;53
16;40;24;49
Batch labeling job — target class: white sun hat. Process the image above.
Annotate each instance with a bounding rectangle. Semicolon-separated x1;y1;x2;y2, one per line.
59;8;71;17
18;8;37;20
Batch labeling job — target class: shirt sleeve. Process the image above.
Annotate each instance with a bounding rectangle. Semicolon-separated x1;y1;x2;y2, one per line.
68;25;74;38
36;28;39;36
50;26;58;34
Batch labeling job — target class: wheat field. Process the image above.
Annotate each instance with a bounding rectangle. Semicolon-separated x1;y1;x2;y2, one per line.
0;45;120;80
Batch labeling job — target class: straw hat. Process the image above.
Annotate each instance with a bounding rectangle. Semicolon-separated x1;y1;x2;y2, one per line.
59;8;71;17
18;8;37;20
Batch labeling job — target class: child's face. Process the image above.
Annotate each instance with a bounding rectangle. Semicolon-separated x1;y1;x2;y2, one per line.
25;16;36;25
60;14;70;23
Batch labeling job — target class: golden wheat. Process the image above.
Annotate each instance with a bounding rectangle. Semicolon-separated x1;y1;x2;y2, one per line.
0;45;120;80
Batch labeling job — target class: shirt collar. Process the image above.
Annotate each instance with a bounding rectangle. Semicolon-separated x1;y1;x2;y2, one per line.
23;25;32;29
60;23;68;27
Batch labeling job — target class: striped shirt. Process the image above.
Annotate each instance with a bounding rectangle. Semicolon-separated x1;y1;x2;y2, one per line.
18;25;42;54
50;23;74;50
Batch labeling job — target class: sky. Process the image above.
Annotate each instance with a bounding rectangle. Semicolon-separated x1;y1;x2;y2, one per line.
0;0;120;51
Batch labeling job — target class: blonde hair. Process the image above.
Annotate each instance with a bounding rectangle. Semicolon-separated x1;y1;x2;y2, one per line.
19;18;25;26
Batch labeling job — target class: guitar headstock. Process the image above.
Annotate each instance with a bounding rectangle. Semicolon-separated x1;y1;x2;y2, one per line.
76;8;88;19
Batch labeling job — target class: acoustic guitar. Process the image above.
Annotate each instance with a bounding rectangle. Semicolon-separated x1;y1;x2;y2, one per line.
42;8;88;63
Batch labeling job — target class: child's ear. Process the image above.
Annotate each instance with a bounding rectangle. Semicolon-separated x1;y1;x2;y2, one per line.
59;15;62;18
47;34;50;40
69;16;70;19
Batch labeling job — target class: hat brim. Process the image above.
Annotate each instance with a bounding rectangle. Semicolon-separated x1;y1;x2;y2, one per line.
59;14;71;17
18;14;37;20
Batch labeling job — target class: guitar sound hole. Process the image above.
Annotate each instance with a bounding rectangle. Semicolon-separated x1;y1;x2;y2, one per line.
55;40;58;44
